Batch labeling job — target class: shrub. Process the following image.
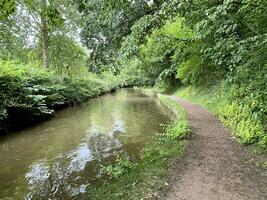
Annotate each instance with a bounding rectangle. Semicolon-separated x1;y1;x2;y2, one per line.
101;155;136;179
0;60;120;133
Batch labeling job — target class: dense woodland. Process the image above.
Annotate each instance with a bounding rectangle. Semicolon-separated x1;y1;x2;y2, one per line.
0;0;266;148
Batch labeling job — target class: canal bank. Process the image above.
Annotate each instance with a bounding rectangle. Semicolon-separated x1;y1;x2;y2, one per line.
0;89;187;199
87;91;191;200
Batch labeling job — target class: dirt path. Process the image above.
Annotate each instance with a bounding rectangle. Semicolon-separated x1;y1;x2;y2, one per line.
164;96;267;200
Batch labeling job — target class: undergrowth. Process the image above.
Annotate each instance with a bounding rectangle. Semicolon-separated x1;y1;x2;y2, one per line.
157;94;191;140
173;83;266;149
0;60;121;133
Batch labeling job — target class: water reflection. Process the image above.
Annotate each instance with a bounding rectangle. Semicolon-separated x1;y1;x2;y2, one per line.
68;143;93;173
25;122;126;199
0;89;171;199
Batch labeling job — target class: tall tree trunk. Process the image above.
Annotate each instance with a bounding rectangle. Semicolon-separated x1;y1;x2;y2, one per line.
42;28;49;69
43;28;49;69
40;1;49;69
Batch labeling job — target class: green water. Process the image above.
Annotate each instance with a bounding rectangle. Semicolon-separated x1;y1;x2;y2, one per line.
0;89;172;199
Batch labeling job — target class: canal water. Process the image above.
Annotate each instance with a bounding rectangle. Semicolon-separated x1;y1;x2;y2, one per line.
0;89;172;199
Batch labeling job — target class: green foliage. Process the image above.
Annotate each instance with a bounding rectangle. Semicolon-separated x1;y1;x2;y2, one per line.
0;60;119;133
0;0;16;19
101;155;136;179
80;0;154;70
174;83;266;147
113;0;267;148
118;15;154;60
140;17;193;85
219;100;265;144
80;0;181;71
43;35;88;77
1;0;84;70
118;58;151;86
157;94;191;140
164;120;190;140
0;60;59;122
176;57;201;85
0;18;29;62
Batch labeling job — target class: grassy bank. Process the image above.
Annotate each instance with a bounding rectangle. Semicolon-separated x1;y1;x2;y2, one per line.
0;60;121;133
172;83;266;150
87;93;190;200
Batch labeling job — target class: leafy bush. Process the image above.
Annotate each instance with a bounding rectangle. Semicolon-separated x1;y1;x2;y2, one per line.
0;60;120;133
101;155;136;179
164;120;191;140
218;100;265;144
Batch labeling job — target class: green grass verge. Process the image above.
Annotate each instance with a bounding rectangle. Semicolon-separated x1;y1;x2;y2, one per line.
87;93;191;200
173;85;266;149
157;94;191;140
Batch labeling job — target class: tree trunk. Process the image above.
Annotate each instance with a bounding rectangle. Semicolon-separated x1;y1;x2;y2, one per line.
40;2;49;69
42;28;49;69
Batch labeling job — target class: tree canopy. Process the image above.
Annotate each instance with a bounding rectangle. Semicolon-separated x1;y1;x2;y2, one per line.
0;0;266;145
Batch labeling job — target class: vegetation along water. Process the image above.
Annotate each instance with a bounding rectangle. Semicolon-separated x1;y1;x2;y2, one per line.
0;0;266;199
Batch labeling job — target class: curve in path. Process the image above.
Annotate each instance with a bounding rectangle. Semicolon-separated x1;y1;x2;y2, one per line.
165;96;267;200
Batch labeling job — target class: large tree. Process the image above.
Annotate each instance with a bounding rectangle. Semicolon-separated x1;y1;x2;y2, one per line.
79;0;183;72
1;0;81;69
79;0;164;71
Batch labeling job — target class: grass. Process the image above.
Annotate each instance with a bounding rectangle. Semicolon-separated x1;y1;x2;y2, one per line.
173;85;266;149
157;94;191;140
87;92;191;200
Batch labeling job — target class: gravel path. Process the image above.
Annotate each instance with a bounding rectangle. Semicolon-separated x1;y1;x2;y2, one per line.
164;96;267;200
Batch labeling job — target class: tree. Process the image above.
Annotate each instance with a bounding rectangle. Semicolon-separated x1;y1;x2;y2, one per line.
0;17;28;62
17;0;65;68
2;0;81;69
47;35;87;77
79;0;165;71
